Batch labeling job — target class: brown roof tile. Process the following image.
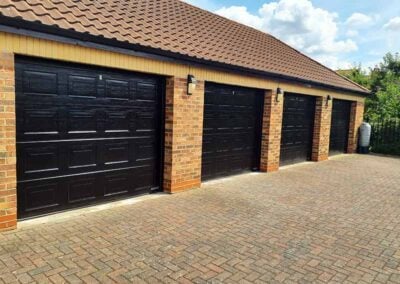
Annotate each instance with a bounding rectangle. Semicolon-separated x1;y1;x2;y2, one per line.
0;0;369;93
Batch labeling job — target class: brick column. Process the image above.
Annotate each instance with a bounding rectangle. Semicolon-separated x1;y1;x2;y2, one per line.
163;77;204;193
347;101;365;153
312;96;333;161
0;52;17;231
260;89;284;172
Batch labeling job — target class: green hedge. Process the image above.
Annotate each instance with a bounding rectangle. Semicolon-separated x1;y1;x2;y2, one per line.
370;119;400;156
371;143;400;156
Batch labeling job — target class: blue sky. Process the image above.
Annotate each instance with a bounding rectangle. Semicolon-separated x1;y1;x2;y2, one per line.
185;0;400;70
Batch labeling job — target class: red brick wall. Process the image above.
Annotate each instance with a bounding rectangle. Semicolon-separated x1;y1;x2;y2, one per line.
347;101;365;153
312;97;333;161
163;77;205;193
0;52;17;231
260;89;283;172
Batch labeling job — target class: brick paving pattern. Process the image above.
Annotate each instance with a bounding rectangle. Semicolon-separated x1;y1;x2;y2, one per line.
1;154;400;283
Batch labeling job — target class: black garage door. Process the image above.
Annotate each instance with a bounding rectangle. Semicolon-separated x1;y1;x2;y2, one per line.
201;83;264;180
16;57;163;218
280;93;316;166
329;99;351;155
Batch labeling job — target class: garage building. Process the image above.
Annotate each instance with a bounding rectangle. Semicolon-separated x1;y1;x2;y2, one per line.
0;0;369;230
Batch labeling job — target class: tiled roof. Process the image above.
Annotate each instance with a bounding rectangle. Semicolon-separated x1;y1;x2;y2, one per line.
0;0;369;93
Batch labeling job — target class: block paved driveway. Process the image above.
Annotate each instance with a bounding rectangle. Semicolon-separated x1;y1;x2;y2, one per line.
1;154;400;283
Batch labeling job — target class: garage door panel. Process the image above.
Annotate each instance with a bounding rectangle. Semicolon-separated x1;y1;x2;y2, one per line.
201;135;214;155
135;112;158;132
68;75;98;98
203;117;216;131
216;155;253;174
16;57;162;218
231;135;250;150
103;141;131;165
67;142;98;169
19;180;61;213
135;81;158;102
105;111;131;132
280;148;308;165
201;160;215;180
105;79;130;100
21;144;59;175
22;70;58;95
103;172;131;197
280;93;315;166
67;176;97;204
67;108;98;133
136;142;158;162
281;129;309;145
202;83;263;180
21;108;59;134
134;167;159;190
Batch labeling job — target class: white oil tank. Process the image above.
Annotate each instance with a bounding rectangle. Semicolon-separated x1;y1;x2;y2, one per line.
359;122;371;153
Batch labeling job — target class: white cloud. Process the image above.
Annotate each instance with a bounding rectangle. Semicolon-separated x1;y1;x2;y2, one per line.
258;0;357;55
215;6;262;29
215;0;358;69
313;55;352;71
346;30;359;37
383;17;400;31
345;13;372;28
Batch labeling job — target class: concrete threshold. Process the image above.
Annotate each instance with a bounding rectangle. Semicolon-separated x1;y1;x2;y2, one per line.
279;161;314;170
202;171;262;186
279;154;355;170
329;153;354;159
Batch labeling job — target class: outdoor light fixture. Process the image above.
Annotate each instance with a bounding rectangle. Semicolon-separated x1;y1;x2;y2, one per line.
187;74;197;95
276;87;284;102
326;95;333;106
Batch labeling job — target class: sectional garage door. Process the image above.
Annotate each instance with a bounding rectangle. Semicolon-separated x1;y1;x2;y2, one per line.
201;83;264;180
16;57;163;218
280;93;316;166
329;99;351;155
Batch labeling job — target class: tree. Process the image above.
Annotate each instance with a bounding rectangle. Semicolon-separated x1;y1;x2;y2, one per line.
337;65;370;89
338;52;400;122
374;72;400;120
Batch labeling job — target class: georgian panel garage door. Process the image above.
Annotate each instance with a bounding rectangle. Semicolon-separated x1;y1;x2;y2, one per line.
201;83;264;180
16;57;163;218
329;99;351;155
280;93;316;166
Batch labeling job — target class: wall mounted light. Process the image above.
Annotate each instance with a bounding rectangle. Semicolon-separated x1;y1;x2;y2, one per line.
276;87;284;102
326;95;333;106
187;74;197;95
